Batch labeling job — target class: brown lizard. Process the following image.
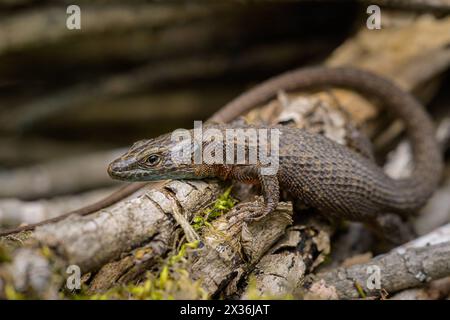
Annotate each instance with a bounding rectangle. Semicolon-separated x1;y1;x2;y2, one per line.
1;67;442;242
107;67;443;243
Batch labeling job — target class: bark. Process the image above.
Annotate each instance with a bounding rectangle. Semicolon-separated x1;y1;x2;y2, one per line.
305;229;450;299
33;180;223;272
389;277;450;300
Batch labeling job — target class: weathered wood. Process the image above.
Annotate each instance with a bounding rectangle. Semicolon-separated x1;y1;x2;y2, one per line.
305;237;450;299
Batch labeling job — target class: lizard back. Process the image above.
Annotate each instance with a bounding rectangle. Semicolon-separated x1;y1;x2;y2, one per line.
277;127;433;220
211;67;443;218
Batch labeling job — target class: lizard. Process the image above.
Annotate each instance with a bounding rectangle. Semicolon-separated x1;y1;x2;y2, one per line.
106;66;443;243
0;66;442;242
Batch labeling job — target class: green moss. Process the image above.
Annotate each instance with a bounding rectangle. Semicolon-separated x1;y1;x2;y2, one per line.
74;240;207;300
0;231;33;251
39;245;53;259
0;244;11;263
354;281;367;298
319;253;332;267
192;186;237;232
4;284;25;300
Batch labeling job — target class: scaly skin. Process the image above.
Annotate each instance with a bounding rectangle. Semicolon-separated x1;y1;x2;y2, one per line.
108;67;443;243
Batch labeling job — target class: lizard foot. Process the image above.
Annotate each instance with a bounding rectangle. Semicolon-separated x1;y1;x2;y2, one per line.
243;206;271;223
227;199;270;228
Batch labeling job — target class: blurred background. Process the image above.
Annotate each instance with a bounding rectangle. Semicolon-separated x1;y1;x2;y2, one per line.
0;1;449;229
0;1;359;199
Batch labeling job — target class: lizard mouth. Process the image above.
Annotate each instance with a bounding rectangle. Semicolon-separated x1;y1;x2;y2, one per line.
107;160;159;181
108;166;151;181
108;165;127;180
108;169;131;180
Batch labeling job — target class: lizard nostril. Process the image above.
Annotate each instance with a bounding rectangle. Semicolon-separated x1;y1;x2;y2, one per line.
108;161;121;176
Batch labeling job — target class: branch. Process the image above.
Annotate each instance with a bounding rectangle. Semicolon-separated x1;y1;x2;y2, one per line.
305;225;450;299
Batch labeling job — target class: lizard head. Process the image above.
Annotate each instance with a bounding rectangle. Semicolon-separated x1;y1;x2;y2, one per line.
108;131;210;181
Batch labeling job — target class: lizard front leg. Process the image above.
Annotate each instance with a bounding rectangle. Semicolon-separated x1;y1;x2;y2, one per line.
229;166;280;222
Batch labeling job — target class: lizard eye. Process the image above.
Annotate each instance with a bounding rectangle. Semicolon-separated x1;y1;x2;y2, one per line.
145;154;161;166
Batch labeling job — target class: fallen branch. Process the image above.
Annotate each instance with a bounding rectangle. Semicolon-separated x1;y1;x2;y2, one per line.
389;276;450;300
306;224;450;299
